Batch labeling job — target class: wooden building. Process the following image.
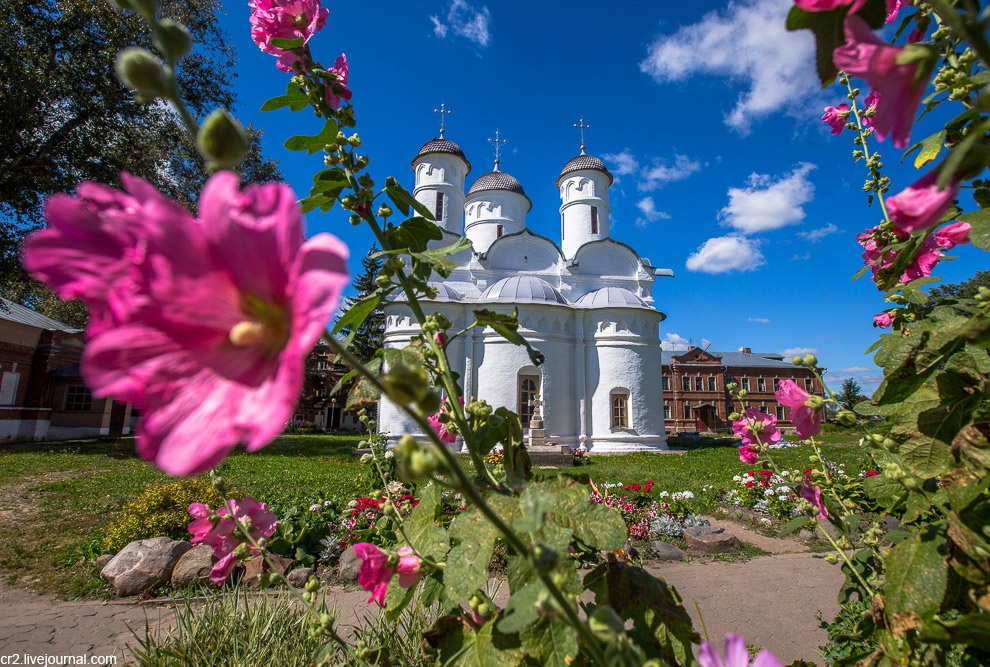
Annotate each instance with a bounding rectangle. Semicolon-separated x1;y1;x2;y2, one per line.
662;346;822;435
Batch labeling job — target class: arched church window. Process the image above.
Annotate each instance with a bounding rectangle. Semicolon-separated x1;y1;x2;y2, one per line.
519;375;539;427
610;391;628;428
497;225;504;238
435;193;444;222
591;206;599;234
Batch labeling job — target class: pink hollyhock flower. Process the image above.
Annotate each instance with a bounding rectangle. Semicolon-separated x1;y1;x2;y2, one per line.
188;497;278;585
886;0;905;22
902;234;943;282
822;103;849;135
833;16;930;148
324;54;352;110
699;633;782;667
775;380;822;439
908;24;926;42
427;396;465;445
733;409;782;447
353;543;421;606
857;225;943;285
249;0;329;73
800;484;829;520
861;91;879;130
794;0;867;11
887;169;960;233
738;445;759;465
23;172;349;475
873;312;894;328
935;221;971;249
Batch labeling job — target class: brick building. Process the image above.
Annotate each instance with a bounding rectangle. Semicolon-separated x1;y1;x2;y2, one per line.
291;339;366;431
662;346;823;435
0;299;132;440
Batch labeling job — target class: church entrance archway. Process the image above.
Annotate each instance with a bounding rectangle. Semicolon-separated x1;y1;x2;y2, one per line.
519;375;540;427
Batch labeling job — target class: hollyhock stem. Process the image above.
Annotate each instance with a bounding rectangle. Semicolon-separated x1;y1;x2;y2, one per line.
843;76;894;226
324;332;609;664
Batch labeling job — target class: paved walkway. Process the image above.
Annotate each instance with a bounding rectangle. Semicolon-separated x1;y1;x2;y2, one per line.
0;552;840;665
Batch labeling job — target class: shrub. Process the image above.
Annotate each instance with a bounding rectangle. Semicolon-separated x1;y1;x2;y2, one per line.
102;479;228;552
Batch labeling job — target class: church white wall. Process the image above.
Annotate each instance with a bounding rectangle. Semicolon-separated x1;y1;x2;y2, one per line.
464;191;528;255
413;156;467;235
560;170;611;259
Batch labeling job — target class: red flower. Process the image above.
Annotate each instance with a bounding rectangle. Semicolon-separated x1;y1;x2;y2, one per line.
745;481;756;488
865;470;879;477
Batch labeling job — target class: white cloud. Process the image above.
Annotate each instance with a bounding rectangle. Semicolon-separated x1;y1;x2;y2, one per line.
720;163;816;234
663;333;691;351
840;366;872;374
639;154;702;191
859;374;883;384
639;0;819;132
635;197;671;228
686;236;765;274
602;149;639;179
791;253;811;261
781;346;818;357
430;0;491;48
747;317;770;323
799;222;839;243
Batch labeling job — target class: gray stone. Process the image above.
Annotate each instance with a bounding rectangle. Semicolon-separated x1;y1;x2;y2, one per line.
95;555;113;569
622;540;640;561
652;541;686;561
170;545;215;589
527;444;572;466
797;529;816;542
338;546;361;581
287;567;315;588
882;516;903;532
101;537;193;597
244;555;294;588
683;526;741;554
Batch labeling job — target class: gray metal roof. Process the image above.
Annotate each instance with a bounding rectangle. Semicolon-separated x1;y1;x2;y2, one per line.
575;287;649;309
412;138;471;174
480;276;567;305
393;283;463;302
661;350;793;368
468;170;527;197
0;298;82;333
556;154;613;187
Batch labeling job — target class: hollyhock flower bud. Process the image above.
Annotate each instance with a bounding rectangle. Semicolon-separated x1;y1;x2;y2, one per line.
833;16;933;148
887;169;961;233
156;20;192;59
935;221;971;249
115;47;167;97
822;103;850;135
873;312;894;328
803;353;818;367
861;91;879;130
197;109;250;170
324;54;353;110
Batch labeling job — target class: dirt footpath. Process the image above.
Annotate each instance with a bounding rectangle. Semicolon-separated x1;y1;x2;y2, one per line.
0;552;840;665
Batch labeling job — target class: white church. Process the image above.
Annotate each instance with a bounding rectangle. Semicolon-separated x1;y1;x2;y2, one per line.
378;124;675;453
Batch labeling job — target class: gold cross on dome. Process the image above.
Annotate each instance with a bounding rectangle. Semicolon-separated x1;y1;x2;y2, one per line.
574;115;591;154
433;101;452;138
488;128;507;169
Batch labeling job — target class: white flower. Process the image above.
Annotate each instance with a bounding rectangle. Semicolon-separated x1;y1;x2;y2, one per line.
681;491;695;500
323;500;333;507
384;450;394;459
658;491;669;498
760;517;772;525
732;475;742;482
764;489;775;497
776;485;792;493
386;481;405;495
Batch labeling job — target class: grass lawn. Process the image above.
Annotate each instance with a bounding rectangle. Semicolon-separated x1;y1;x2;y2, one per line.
0;433;871;598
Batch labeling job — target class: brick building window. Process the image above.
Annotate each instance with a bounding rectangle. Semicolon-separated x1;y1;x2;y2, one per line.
519;375;539;427
805;378;814;392
663;404;671;419
590;206;599;234
694;377;703;391
758;378;766;392
65;386;92;411
611;393;628;428
662;376;670;391
773;378;781;391
682;376;690;391
707;376;716;391
496;224;504;238
435;193;444;222
683;404;692;419
317;359;328;370
776;405;785;420
741;378;750;391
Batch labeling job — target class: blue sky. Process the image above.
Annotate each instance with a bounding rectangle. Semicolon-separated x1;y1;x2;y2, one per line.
216;0;984;394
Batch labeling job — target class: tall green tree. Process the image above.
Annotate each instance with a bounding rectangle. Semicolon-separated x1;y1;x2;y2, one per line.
336;245;386;363
836;377;867;411
0;0;282;324
925;270;990;310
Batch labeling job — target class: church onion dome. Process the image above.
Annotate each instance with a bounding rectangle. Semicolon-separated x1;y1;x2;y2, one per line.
480;276;567;305
575;287;649;309
468;170;527;197
555;154;613;187
393;282;463;302
411;138;471;174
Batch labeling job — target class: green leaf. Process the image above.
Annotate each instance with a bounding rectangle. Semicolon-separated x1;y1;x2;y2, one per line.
914;129;946;169
444;510;497;603
383;216;442;253
404;483;450;563
513;485;554;534
778;516;809;537
345;358;382;409
284;118;339;155
473;309;545;367
260;81;309;113
938;118;990;188
384;577;417;621
446;619;525;667
519;618;577;667
331;292;383;336
270;36;304;50
496;582;543;634
958;208;990;251
547;482;627;551
385;183;434;219
410;237;474;278
864;474;907;511
785;6;844;86
884;529;948;618
299;194;333;214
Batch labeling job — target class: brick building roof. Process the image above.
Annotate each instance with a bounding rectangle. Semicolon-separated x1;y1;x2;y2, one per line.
0;298;81;333
661;350;793;368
